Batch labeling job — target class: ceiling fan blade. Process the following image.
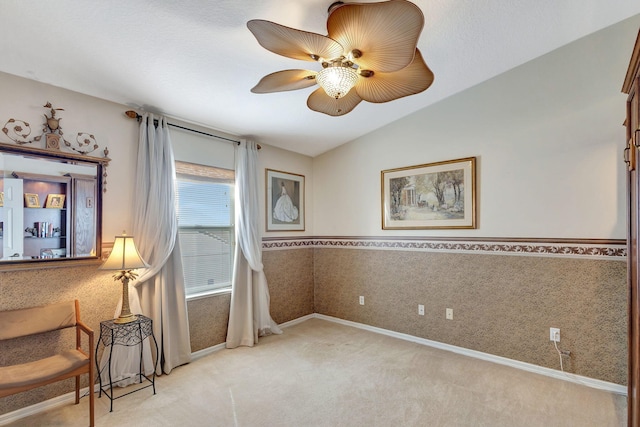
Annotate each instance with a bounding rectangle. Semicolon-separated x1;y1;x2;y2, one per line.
327;0;424;73
248;20;344;62
251;70;318;93
355;49;434;103
307;87;362;116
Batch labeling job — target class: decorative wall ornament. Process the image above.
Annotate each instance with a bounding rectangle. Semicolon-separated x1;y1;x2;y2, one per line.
2;102;110;191
2;102;107;156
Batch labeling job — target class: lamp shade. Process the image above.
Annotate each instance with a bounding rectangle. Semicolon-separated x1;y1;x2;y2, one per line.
100;234;149;271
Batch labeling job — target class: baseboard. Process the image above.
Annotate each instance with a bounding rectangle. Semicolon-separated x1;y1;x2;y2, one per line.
190;313;316;361
190;342;227;361
0;384;100;426
279;313;315;328
313;313;627;396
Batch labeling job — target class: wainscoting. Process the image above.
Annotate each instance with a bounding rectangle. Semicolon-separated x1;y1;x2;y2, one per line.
187;247;315;352
265;237;627;385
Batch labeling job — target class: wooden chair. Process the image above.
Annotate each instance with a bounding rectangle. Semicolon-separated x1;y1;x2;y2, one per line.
0;300;95;426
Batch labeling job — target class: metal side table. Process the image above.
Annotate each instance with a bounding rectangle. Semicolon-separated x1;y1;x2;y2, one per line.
95;315;159;411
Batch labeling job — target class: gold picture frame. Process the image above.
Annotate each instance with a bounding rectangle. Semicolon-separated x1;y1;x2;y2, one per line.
45;194;65;209
0;192;3;207
381;157;477;230
24;193;41;208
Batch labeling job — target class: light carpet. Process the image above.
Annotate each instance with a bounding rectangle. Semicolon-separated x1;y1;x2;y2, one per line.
4;317;627;426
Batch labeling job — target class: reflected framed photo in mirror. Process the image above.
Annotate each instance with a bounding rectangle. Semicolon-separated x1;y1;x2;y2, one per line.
24;193;40;208
45;194;65;209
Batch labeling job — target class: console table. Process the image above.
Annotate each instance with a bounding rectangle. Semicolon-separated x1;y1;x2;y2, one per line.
95;315;158;411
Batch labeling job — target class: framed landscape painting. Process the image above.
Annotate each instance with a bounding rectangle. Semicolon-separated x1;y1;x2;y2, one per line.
266;169;305;231
381;157;476;230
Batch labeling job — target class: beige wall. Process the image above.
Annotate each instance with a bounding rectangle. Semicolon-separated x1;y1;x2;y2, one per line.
312;17;639;238
264;248;315;325
314;247;627;385
187;248;315;353
0;72;140;239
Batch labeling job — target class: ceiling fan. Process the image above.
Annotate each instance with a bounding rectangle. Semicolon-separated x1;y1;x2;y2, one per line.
247;0;434;116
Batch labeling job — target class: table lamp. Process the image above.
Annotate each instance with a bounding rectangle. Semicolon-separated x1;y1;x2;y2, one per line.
100;232;149;324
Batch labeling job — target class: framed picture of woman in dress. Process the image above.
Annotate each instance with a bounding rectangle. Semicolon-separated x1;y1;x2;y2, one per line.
266;169;305;231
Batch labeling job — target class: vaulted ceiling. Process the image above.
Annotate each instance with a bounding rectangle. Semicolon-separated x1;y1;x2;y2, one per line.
1;1;639;156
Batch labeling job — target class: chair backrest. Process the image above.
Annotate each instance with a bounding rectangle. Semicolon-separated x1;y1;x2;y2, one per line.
0;300;77;340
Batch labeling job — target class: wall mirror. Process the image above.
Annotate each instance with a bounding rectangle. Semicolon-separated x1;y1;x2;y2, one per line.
0;143;108;268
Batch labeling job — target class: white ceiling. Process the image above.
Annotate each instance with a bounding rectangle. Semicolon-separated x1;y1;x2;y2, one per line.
1;1;639;157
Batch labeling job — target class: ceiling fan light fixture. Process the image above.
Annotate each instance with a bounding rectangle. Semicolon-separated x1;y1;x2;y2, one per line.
316;64;359;99
247;0;432;115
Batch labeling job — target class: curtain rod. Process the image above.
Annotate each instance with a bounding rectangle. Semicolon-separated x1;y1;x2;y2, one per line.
124;110;260;149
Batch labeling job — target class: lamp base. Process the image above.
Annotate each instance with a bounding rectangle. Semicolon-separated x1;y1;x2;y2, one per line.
114;313;138;324
114;273;137;324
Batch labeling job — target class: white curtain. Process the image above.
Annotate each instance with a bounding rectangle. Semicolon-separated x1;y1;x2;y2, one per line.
133;113;191;374
99;113;191;385
226;140;282;348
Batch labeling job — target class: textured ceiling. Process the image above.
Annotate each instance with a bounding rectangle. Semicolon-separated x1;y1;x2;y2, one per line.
1;1;639;157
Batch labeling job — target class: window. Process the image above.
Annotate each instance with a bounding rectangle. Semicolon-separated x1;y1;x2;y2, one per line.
175;161;234;298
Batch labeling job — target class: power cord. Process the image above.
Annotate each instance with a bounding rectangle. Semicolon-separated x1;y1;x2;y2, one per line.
553;337;570;372
552;332;590;387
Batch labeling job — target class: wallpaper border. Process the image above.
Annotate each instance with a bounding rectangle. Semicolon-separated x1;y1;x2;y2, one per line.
262;236;627;260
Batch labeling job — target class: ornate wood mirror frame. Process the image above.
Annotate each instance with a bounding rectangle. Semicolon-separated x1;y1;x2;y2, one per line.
0;142;110;270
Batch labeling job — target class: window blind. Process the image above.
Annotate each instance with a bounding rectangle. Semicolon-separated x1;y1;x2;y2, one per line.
176;169;234;296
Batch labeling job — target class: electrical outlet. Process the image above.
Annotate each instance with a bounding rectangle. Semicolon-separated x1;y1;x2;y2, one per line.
550;327;560;342
418;304;425;315
359;296;365;305
446;308;453;320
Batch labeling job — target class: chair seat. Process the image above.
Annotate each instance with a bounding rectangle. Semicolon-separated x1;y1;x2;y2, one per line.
0;349;89;390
